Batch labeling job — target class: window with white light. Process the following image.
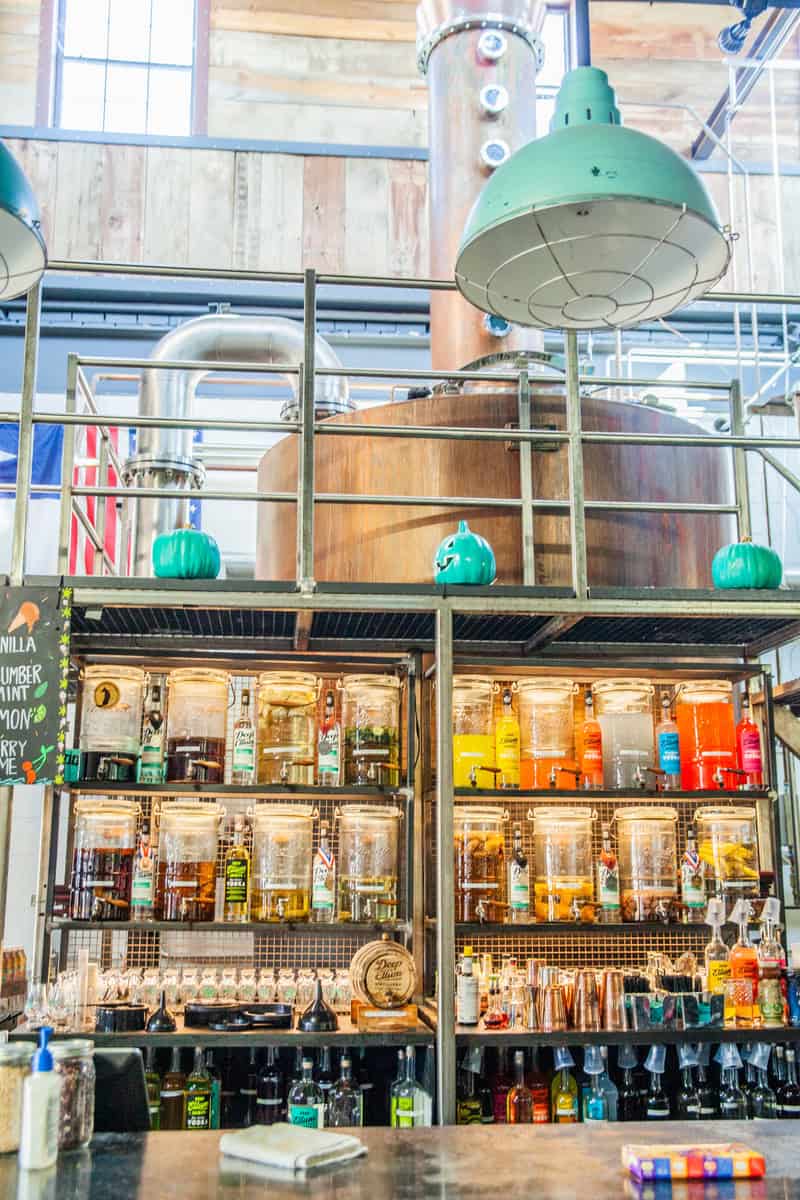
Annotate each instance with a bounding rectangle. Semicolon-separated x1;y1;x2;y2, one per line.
537;7;570;136
56;0;196;136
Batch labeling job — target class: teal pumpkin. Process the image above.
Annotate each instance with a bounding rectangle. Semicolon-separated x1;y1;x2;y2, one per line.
711;539;783;590
152;528;221;580
434;520;496;586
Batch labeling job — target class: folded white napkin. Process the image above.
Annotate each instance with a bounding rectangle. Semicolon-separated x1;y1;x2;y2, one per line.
218;1123;367;1173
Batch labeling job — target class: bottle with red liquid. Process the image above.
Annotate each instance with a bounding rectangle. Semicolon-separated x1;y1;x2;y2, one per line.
528;1049;551;1123
491;1047;512;1123
736;692;764;789
580;690;603;789
506;1050;533;1123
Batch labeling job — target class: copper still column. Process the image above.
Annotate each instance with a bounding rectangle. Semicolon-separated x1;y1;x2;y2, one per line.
417;0;544;368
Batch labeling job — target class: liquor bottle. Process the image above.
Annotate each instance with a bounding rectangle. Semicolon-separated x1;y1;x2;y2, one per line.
144;1046;161;1130
492;1047;512;1124
185;1047;212;1131
130;821;155;923
206;1051;221;1130
477;1055;494;1124
506;1050;533;1123
730;899;759;1000
580;689;603;789
219;1052;237;1128
718;1065;748;1120
457;1069;483;1124
655;692;681;790
676;1066;700;1119
618;1066;642;1121
391;1045;432;1128
751;1068;778;1119
288;1057;326;1127
736;691;763;788
771;1044;787;1092
390;1049;405;1126
288;1047;304;1096
528;1049;551;1123
256;1046;283;1126
550;1052;578;1124
328;1055;362;1127
704;898;731;994
222;815;250;923
646;1071;670;1120
598;1048;618;1121
232;688;256;785
316;1046;335;1118
696;1060;719;1119
240;1048;258;1127
596;823;620;924
758;899;786;1011
583;1074;608;1122
311;821;336;924
356;1047;379;1126
507;825;529;923
317;689;341;786
456;946;480;1026
160;1047;186;1131
778;1047;800;1118
495;688;520;789
681;825;705;925
139;682;165;784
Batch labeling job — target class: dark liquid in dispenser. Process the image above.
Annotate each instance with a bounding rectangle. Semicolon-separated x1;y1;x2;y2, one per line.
81;749;138;783
156;860;217;921
165;737;226;784
70;847;134;919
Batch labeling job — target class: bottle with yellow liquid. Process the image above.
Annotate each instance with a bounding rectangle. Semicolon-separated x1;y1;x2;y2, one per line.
704;897;731;994
495;688;520;789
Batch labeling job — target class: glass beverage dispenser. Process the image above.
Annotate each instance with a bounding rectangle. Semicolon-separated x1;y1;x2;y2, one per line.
256;672;317;785
155;801;225;921
165;669;229;784
592;679;655;789
337;804;401;922
616;806;678;921
695;805;759;900
250;805;314;922
453;676;495;788
676;681;737;791
454;806;507;921
342;675;401;787
518;679;578;790
69;799;139;920
79;666;145;782
532;806;594;921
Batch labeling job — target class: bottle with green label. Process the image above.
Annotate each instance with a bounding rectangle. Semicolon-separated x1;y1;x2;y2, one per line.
138;682;165;784
288;1057;325;1128
223;816;250;923
311;821;336;924
507;824;529;923
232;689;256;785
185;1047;212;1131
390;1045;432;1128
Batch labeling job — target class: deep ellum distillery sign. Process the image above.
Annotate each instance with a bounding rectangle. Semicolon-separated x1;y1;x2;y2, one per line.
0;586;71;786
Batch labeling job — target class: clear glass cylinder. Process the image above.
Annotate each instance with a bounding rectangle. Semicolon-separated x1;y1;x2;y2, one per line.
532;806;594;921
256;672;317;785
342;675;401;787
592;679;655;788
454;805;506;921
337;804;401;923
155;801;225;921
695;805;759;899
165;668;229;783
616;806;678;921
69;799;139;921
0;1043;31;1153
51;1040;95;1151
518;679;577;790
453;676;495;788
676;681;737;791
250;804;314;922
79;665;145;782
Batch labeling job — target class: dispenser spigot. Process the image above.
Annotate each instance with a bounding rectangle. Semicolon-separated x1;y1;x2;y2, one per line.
549;765;582;787
635;765;663;790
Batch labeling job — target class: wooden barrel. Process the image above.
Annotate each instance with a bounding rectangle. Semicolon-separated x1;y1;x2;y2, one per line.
350;933;417;1009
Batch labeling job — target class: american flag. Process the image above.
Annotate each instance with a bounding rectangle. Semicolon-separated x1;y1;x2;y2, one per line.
68;423;123;575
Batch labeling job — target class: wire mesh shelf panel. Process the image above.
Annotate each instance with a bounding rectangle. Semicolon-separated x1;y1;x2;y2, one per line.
455;927;708;971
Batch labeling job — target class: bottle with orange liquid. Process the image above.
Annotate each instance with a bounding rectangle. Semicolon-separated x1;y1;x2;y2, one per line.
736;691;764;789
729;899;760;1013
580;690;603;789
675;681;737;791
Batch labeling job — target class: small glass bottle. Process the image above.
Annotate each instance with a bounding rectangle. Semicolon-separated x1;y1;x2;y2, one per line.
551;1060;578;1124
483;977;509;1029
328;1055;362;1127
232;687;256;785
317;689;341;786
730;900;760;999
390;1045;432;1128
223;815;250;923
456;946;479;1026
311;820;336;924
506;1050;533;1123
704;898;731;994
457;1069;484;1124
288;1057;325;1127
144;1046;161;1130
580;690;603;789
139;682;165;784
256;1046;283;1125
598;1048;618;1121
130;820;155;923
529;1048;551;1123
185;1047;212;1131
736;691;763;789
596;822;620;924
160;1047;186;1131
390;1049;405;1126
507;824;530;923
583;1074;608;1123
656;692;681;790
778;1047;800;1118
495;688;520;789
681;825;706;925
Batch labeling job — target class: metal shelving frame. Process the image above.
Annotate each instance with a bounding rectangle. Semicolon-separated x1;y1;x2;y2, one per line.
3;261;800;1123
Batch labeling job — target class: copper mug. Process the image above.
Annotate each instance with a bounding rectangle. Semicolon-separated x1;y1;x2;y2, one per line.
573;969;600;1032
600;968;627;1032
540;983;568;1032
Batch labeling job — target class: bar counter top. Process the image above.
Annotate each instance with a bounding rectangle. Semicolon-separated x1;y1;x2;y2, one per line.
2;1123;800;1200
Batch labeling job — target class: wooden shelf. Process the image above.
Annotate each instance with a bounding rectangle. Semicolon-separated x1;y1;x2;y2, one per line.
49;918;407;936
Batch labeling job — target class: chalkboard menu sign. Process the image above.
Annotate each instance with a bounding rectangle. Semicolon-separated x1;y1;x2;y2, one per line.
0;585;71;787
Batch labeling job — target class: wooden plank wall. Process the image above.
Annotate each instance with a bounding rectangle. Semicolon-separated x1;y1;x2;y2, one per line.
0;0;40;125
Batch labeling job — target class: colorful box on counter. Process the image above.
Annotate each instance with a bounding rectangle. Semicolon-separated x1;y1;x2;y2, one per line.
622;1144;766;1182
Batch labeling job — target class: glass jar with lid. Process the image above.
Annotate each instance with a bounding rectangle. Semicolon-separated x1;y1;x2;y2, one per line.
454;806;507;921
256;672;317;785
51;1039;95;1151
336;804;401;923
257;968;276;1003
239;966;257;1004
518;679;578;790
342;675;401;787
155;801;225;921
676;681;737;791
616;806;678;921
180;968;199;1007
69;799;139;921
250;804;314;922
0;1042;32;1153
219;966;238;1001
79;666;145;782
453;676;495;788
695;805;759;899
165;668;229;783
532;806;595;922
592;680;655;788
198;967;218;1002
162;967;180;1008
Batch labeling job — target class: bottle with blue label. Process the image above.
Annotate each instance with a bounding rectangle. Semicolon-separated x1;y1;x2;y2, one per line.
656;693;681;790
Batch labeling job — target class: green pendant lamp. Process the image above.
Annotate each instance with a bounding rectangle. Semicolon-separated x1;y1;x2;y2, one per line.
456;66;730;330
0;142;47;300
